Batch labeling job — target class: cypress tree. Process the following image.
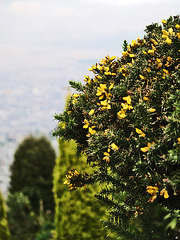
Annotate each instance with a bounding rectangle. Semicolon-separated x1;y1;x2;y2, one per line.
9;136;56;214
53;138;114;240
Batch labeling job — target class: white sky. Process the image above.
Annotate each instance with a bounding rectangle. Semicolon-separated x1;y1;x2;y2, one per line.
0;0;179;86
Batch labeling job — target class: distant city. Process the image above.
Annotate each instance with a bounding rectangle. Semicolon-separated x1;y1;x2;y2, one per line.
0;77;72;196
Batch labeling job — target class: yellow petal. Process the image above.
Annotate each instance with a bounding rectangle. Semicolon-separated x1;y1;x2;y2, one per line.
178;138;180;143
117;110;126;119
165;37;172;44
147;186;159;195
121;102;129;110
162;30;169;35
175;24;180;29
136;128;143;135
139;74;146;79
140;146;150;152
89;109;95;115
148;108;156;113
162;20;167;24
143;96;149;101
109;82;114;90
148;50;155;54
104;152;110;156
110;56;116;60
123;95;131;105
110;143;119;150
73;94;79;98
89;127;96;135
141;133;146;138
164;190;169;199
168;28;173;34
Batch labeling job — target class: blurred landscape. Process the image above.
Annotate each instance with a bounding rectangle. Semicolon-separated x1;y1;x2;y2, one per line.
0;76;69;196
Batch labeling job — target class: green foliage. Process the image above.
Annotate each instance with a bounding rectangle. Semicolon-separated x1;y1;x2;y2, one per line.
6;192;39;240
0;191;10;240
53;138;114;240
9;136;56;214
53;16;180;239
35;221;56;240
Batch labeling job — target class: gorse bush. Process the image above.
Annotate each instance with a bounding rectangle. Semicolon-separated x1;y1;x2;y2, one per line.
53;16;180;239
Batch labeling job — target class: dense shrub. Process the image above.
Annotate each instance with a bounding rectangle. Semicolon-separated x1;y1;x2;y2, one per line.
53;16;180;239
0;190;10;240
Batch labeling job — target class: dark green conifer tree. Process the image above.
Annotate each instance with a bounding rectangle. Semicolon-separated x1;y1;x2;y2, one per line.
9;136;56;214
6;192;40;240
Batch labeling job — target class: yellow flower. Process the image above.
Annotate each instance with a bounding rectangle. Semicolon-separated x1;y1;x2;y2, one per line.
122;51;129;57
168;28;174;35
109;82;114;90
135;128;146;138
162;19;167;24
140;146;149;152
175;24;180;29
96;84;107;97
162;30;169;36
148;108;156;113
103;154;110;163
121;102;133;110
143;96;150;101
163;69;170;75
147;186;159;195
148;50;155;55
160;188;169;199
84;75;91;83
100;98;111;110
177;138;180;143
162;34;168;39
143;50;147;55
123;95;132;105
89;127;96;135
131;40;138;47
73;94;79;98
110;56;116;60
129;54;135;58
89;109;95;115
140;142;154;152
117;109;126;119
83;119;89;129
104;152;110;156
139;74;146;80
165;37;172;44
151;39;158;45
110;143;119;150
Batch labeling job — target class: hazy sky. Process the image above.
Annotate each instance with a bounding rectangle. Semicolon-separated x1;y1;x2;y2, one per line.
0;0;179;88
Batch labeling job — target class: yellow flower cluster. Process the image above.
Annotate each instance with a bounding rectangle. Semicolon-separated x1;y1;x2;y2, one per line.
117;95;133;119
96;82;114;110
83;119;96;136
147;185;169;202
88;55;117;76
103;143;119;163
64;169;80;190
140;142;155;152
